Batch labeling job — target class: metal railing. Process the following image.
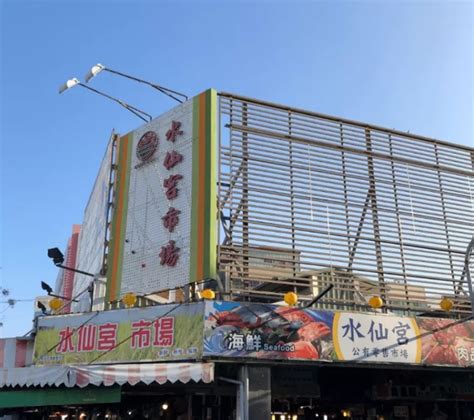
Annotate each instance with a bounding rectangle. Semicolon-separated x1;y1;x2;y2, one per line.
217;92;474;315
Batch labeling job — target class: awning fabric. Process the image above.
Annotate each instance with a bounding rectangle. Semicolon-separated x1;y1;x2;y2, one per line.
0;386;121;408
0;362;214;388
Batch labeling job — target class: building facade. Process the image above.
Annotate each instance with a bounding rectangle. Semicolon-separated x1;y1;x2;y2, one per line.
1;89;473;419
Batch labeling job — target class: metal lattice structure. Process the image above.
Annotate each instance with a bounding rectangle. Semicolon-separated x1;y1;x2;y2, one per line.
218;92;474;315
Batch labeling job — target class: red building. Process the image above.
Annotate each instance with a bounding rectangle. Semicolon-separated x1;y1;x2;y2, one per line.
54;224;81;313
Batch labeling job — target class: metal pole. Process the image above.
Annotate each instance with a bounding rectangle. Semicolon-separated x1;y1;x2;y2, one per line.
57;263;95;277
365;128;387;309
465;237;474;316
218;377;246;420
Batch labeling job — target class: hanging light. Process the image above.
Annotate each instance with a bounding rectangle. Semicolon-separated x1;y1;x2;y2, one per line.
122;292;137;308
161;402;169;411
58;78;80;94
201;289;216;300
84;63;188;103
440;297;454;312
49;297;63;312
284;291;298;306
368;295;384;309
85;63;105;82
58;77;152;122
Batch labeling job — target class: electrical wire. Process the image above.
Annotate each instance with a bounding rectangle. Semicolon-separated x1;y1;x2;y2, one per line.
53;283;92;314
31;284;99;351
42;311;100;355
87;298;194;365
352;314;474;363
0;306;11;314
108;278;214;305
0;299;34;304
38;279;215;361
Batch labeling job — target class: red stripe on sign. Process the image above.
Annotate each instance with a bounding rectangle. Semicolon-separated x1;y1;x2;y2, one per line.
15;340;27;367
0;340;5;368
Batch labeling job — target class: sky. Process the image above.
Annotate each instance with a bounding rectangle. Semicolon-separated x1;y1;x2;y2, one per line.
0;0;473;337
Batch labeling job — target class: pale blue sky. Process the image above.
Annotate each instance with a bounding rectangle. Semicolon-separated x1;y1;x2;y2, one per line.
1;0;473;337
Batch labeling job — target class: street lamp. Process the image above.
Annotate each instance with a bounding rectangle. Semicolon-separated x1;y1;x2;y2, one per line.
85;63;188;103
37;301;47;315
47;248;94;278
58;77;152;122
47;247;96;309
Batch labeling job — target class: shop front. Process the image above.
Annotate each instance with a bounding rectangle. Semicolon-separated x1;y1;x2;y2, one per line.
2;301;474;419
0;362;218;419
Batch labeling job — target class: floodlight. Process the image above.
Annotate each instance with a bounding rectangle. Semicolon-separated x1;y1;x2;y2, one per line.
85;63;188;103
59;78;80;94
41;281;53;295
48;247;65;265
58;77;152;122
85;63;105;83
37;301;47;315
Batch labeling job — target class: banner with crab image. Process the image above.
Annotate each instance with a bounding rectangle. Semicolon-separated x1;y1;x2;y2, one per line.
203;301;474;367
203;301;335;361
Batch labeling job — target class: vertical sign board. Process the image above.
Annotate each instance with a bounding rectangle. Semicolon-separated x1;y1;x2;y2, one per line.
106;89;217;302
72;134;115;312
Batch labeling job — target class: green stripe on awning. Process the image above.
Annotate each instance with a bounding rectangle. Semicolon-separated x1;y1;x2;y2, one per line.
0;385;121;408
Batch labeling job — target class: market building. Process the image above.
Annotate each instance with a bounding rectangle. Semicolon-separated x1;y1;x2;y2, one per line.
1;89;473;419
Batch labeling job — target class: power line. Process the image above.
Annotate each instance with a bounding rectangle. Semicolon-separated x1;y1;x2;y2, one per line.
43;311;100;355
0;299;34;304
38;279;214;361
352;314;474;363
87;298;193;365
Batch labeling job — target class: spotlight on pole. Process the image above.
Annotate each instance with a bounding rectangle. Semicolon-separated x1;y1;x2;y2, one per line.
48;248;64;266
41;281;53;295
37;301;47;315
58;77;152;122
40;280;79;302
59;78;80;94
84;63;105;82
47;247;95;278
85;63;188;103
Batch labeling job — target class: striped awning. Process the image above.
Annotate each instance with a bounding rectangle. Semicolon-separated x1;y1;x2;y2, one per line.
0;362;214;388
0;338;34;368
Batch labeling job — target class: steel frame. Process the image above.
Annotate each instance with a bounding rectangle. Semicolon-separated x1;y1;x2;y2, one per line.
217;92;474;315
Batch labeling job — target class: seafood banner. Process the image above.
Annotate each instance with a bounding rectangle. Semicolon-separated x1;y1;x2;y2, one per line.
33;303;204;365
203;301;474;367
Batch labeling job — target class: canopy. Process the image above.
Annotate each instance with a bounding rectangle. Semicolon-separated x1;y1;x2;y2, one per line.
0;362;214;388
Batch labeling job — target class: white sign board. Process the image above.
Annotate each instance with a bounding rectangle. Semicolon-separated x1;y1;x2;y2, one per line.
106;90;217;303
72;134;114;311
333;312;421;364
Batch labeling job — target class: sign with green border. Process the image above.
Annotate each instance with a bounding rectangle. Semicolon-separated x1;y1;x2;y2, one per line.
34;303;204;365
